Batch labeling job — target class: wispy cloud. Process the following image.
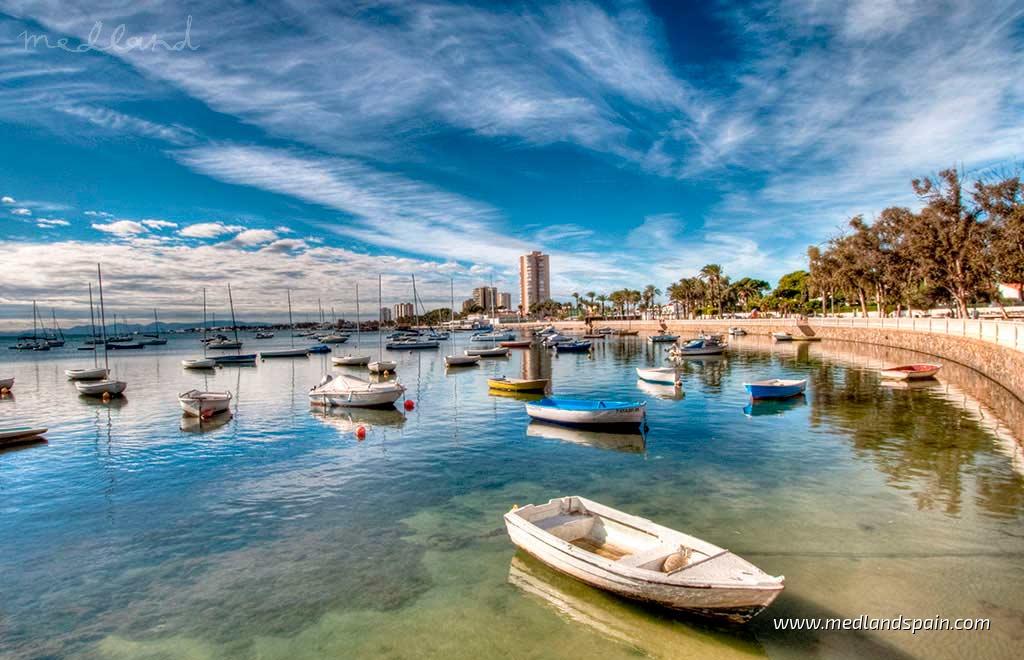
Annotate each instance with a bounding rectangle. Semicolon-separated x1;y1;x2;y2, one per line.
91;219;147;235
1;195;15;204
141;218;178;229
11;207;31;216
55;103;195;144
178;222;245;239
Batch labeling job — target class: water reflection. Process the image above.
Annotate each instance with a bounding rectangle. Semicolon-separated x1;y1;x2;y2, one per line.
635;379;685;401
743;395;807;417
180;411;234;434
310;407;407;433
525;420;646;454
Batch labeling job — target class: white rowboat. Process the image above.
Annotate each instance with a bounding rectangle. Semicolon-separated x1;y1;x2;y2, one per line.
182;358;217;369
65;367;110;380
178;389;233;417
446;355;481;367
309;373;405;408
75;379;127;397
333;354;372;366
368;360;397;374
0;426;47;445
504;496;784;623
525;398;646;427
635;367;681;385
465;346;510;357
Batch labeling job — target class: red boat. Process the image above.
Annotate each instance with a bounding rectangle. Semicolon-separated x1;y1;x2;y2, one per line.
879;364;941;380
499;340;533;348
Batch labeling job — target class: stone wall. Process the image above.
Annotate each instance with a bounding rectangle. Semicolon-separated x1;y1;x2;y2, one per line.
508;319;1024;403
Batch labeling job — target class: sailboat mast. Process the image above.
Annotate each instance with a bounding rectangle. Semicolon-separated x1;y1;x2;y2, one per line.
32;301;38;341
202;288;208;356
88;283;98;367
450;278;456;352
411;274;418;329
377;275;383;359
287;289;295;348
228;284;240;343
96;264;110;371
354;283;361;350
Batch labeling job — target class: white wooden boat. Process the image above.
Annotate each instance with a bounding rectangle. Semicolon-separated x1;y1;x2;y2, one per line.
728;327;747;336
260;347;309;358
308;373;405;408
65;367;110;381
446;354;481;367
771;332;793;342
75;379;127;397
207;339;243;350
333;354;372;366
465;346;510;357
0;426;47;446
1;376;15;390
182;358;217;369
368;360;397;374
879;363;941;380
669;338;726;357
525;398;646;427
504;496;784;623
178;389;233;417
319;334;349;344
635;367;681;386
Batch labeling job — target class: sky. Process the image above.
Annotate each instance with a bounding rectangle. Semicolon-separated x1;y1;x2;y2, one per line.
1;0;1022;328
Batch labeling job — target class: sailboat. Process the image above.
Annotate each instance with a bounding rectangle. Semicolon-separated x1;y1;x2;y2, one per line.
10;302;50;351
183;289;217;369
385;274;439;350
206;299;242;351
260;290;310;358
66;283;111;380
212;284;257;364
368;275;398;374
138;309;168;345
75;264;127;397
446;278;480;368
105;313;144;349
334;283;372;365
45;309;65;346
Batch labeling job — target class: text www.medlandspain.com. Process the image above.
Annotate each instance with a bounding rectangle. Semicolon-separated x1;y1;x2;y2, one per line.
773;615;990;634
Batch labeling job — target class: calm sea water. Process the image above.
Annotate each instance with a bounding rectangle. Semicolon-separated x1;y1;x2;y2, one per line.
1;333;1022;659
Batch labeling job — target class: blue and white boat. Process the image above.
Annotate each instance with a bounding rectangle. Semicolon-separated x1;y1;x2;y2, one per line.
307;344;332;354
554;340;592;353
647;333;679;343
525;398;646;427
669;337;726;357
743;379;807;400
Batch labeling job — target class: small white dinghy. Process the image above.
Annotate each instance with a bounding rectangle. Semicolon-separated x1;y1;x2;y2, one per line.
368;360;397;374
333;354;372;366
505;496;784;623
178;389;233;417
0;426;47;446
65;367;110;381
635;367;681;386
446;354;481;367
525;398;646;427
465;346;510;357
75;379;127;397
308;373;405;408
771;332;793;342
181;358;217;369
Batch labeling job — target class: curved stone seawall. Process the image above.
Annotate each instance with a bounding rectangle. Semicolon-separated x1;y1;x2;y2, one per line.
512;319;1024;404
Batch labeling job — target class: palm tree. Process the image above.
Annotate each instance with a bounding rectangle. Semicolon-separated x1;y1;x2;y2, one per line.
586;291;596;312
642;284;661;317
571;292;581;317
595;294;607;316
699;264;725;317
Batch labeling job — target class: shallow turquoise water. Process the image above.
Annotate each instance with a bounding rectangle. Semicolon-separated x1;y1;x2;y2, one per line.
1;334;1022;659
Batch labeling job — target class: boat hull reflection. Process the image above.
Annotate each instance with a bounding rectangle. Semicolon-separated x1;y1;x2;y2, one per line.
525;420;646;453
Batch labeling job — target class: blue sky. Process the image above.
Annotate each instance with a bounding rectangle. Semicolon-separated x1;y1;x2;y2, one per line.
1;0;1022;326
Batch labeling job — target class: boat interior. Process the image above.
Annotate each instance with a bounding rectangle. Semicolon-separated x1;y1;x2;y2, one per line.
518;497;712;574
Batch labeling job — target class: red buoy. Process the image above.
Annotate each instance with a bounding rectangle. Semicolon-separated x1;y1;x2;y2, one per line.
355;425;367;440
404;399;415;411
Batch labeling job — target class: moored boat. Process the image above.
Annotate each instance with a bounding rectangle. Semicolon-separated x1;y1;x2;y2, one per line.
319;334;349;344
260;347;309;358
446;354;481;367
504;496;784;623
308;373;405;408
669;338;726;357
0;426;48;446
75;379;127;397
307;344;332;354
386;338;440;349
554;340;592;353
465;346;510;357
65;367;109;381
499;340;533;348
255;331;275;339
182;358;217;369
333;354;371;366
525;398;646;427
472;331;516;342
879;363;941;380
213;354;257;365
368;360;398;373
0;376;14;391
771;332;793;342
743;379;806;400
647;334;679;343
487;377;548;393
178;389;233;417
728;327;747;336
635;367;682;386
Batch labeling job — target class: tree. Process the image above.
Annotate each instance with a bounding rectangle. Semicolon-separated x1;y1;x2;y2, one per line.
586;291;596;312
773;270;810;314
974;176;1024;316
699;264;726;317
729;277;769;312
907;168;991;318
595;294;608;316
571;292;581;316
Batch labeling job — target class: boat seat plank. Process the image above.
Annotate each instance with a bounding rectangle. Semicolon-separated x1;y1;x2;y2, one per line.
615;543;678;568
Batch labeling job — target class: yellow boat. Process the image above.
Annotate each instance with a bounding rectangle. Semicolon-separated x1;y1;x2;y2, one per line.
487;377;549;393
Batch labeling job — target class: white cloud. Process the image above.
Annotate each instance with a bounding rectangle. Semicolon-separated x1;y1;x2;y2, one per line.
36;218;70;228
179;222;245;238
55;104;195;144
1;196;14;204
92;220;147;235
141;219;178;229
84;210;113;218
227;229;279;246
11;207;32;216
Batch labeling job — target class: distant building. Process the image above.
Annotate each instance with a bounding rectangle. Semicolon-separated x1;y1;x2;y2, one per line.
473;286;497;312
379;307;392;323
998;283;1023;301
519;250;550;314
461;298;477;313
498;292;511;310
393;302;414;320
